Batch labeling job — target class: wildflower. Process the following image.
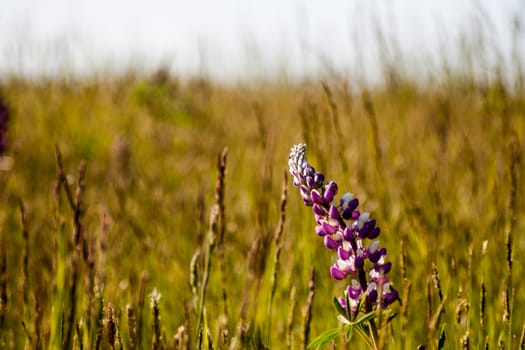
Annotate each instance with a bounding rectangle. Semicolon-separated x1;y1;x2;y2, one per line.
288;144;398;320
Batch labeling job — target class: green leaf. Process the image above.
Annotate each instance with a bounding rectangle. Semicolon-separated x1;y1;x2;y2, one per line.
351;310;377;326
387;312;398;323
437;323;446;349
333;296;347;318
345;324;354;341
307;328;341;350
346;292;354;321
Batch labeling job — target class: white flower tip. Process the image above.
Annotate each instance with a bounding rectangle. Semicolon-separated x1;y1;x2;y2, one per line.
341;192;353;201
149;288;162;307
288;144;308;175
482;240;488;255
368;240;380;252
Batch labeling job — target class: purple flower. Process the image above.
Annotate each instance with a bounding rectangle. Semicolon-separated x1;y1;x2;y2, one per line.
288;144;398;320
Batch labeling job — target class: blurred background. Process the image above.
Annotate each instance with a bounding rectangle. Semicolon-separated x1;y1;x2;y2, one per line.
1;0;523;84
1;1;525;349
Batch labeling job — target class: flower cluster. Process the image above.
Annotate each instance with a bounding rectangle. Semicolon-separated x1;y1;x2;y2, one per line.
0;98;8;156
289;144;398;318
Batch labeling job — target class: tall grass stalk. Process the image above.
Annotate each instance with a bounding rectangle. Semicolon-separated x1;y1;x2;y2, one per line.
197;148;228;342
150;288;162;350
266;171;288;342
301;266;315;350
126;303;137;350
504;131;520;343
321;82;348;174
286;286;296;350
18;201;29;307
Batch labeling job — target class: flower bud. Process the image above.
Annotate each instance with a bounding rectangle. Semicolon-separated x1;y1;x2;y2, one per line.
337;247;351;260
315;225;327;236
322;221;337;235
312;203;326;216
328;205;340;220
324;235;339;250
343;227;354;241
310;190;324;204
330;265;346;280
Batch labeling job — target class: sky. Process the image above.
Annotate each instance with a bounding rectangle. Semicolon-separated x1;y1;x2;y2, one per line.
1;0;524;82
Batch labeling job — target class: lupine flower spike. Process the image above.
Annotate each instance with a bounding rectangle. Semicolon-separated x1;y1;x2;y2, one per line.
289;144;398;343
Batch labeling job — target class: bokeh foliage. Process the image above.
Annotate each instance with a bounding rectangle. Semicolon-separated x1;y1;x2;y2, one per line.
0;67;524;348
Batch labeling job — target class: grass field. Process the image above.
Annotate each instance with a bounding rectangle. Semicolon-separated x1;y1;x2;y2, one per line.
0;65;524;349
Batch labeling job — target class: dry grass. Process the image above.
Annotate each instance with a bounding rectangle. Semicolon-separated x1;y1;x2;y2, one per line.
0;65;524;349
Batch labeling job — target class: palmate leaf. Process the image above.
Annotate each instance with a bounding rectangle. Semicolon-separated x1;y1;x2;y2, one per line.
313;301;381;350
307;327;341;350
326;295;392;349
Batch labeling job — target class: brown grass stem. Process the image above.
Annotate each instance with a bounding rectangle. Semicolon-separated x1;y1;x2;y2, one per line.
126;304;137;350
136;272;148;349
150;289;162;350
301;266;315;350
266;171;288;341
197;148;228;341
54;145;76;213
286;286;296;350
18;200;29;307
0;250;6;332
362;91;383;175
321;82;348;174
